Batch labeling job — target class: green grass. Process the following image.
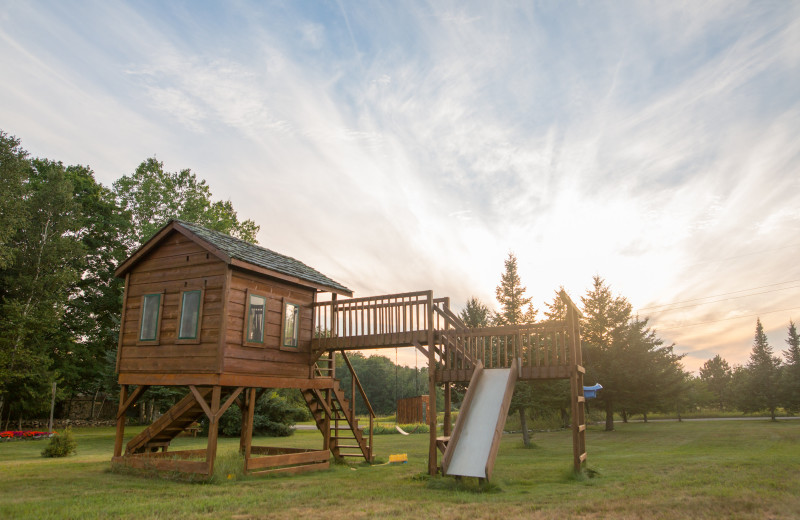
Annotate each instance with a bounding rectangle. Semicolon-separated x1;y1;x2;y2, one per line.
1;420;800;519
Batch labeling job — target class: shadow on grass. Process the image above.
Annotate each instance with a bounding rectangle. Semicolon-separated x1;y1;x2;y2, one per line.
565;466;600;482
417;473;502;494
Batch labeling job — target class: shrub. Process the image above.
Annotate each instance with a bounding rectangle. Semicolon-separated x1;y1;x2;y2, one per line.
41;428;77;458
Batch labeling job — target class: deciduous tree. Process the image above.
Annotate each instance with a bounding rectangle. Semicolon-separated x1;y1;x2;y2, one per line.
113;157;259;249
0;158;85;423
0;132;29;270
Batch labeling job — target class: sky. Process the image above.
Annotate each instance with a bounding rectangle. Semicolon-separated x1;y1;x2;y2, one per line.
1;1;799;373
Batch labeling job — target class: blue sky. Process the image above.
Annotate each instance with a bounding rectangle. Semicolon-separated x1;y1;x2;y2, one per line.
2;1;799;371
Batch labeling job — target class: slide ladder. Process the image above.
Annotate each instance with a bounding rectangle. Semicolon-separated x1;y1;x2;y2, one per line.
441;360;518;480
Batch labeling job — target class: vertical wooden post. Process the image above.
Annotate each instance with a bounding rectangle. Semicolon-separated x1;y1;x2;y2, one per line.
239;388;251;454
206;386;222;476
241;387;256;473
443;383;451;437
113;385;128;458
323;354;333;452
351;371;356;417
426;290;438;476
565;303;586;472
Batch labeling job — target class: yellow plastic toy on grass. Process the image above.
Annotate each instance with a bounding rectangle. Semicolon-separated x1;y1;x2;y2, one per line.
389;453;408;464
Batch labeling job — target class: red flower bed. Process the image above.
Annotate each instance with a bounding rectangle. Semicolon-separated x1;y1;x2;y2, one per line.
0;430;56;440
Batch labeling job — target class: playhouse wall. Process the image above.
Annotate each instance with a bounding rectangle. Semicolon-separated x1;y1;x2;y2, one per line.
221;269;315;379
118;231;225;376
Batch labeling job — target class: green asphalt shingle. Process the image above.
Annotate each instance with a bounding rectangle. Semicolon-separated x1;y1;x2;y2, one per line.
174;220;351;295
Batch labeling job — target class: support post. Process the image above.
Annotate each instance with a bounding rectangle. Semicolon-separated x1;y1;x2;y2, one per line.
565;302;586;472
239;388;252;454
443;383;451;437
206;386;222;476
113;385;128;458
241;387;256;473
426;290;438;476
322;353;332;452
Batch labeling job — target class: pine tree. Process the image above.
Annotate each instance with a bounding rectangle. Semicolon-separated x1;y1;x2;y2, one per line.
493;252;536;445
580;276;632;431
699;355;733;411
493;253;533;326
741;318;782;420
459;297;492;328
543;287;568;322
782;321;800;413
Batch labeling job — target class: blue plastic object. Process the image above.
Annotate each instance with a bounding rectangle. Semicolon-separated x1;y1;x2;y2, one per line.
583;383;603;399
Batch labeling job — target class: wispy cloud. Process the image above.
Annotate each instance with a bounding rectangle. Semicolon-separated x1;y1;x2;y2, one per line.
0;1;798;370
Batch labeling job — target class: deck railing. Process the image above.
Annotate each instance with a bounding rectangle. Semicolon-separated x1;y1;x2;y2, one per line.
313;290;582;379
313;291;432;350
438;321;577;374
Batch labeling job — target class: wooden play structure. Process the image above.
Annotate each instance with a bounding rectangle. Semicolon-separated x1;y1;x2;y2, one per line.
112;220;588;479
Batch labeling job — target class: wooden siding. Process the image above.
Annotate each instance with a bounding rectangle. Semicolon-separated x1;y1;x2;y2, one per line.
118;231;226;375
221;269;315;378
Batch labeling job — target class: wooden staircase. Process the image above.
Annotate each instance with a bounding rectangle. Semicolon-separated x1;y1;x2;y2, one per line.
126;387;214;454
302;353;374;462
301;385;372;462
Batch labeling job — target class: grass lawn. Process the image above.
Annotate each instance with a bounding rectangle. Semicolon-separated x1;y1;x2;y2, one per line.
1;419;799;519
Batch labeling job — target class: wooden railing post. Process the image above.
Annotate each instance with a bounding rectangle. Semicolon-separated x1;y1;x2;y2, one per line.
426;290;438;476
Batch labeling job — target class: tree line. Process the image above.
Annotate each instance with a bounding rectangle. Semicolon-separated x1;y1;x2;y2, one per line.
0;130;257;427
3;129;797;431
466;253;800;435
698;319;800;420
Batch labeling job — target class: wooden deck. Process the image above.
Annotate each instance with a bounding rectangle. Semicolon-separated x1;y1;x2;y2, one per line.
312;291;583;383
313;289;589;475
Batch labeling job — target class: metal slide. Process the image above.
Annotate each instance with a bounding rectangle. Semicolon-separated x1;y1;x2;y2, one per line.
441;360;518;480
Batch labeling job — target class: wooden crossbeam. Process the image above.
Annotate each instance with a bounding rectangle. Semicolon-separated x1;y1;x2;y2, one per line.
189;385;213;420
214;387;244;422
116;385;149;419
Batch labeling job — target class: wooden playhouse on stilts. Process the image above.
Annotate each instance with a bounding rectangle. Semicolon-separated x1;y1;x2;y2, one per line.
112;220;588;479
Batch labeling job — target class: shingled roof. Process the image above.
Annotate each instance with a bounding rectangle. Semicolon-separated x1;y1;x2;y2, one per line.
116;220;352;296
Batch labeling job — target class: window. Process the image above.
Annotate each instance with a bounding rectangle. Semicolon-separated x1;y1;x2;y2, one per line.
139;293;162;342
178;290;202;341
282;301;300;349
245;292;267;345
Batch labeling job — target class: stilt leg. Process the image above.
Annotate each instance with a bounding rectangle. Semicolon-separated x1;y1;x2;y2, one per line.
113;385;128;458
206;386;222;477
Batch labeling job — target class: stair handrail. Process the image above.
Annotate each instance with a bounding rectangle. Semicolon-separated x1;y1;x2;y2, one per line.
432;302;468;332
340;350;374;456
340;351;375;418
